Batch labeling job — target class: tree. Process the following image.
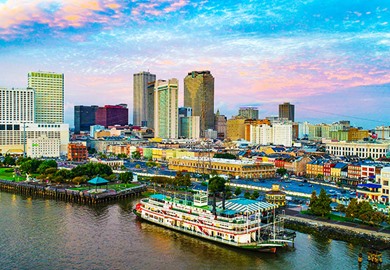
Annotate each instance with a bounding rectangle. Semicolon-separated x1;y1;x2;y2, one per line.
309;191;317;208
119;172;133;185
208;176;226;214
132;151;141;160
135;164;141;169
276;168;287;176
38;160;58;174
244;191;251;199
336;204;346;213
234;187;242;196
3;155;15;167
251;190;260;200
72;176;85;185
213;153;236;160
345;198;359;218
310;188;331;217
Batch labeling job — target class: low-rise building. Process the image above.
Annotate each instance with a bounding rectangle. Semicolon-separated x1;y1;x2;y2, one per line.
168;157;275;179
68;142;88;162
325;141;390;160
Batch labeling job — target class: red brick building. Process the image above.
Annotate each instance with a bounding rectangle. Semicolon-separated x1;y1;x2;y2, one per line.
68;143;88;162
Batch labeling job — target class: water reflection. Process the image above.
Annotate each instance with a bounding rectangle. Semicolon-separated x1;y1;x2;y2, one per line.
0;192;388;270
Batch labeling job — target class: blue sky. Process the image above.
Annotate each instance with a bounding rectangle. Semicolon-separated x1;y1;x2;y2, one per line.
0;0;389;128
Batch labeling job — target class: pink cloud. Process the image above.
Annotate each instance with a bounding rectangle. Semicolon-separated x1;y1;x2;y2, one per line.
0;0;123;39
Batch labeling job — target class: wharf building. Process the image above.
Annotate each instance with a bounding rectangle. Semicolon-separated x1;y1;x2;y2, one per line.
28;71;64;124
168;157;275;179
325;141;390;160
279;102;294;122
95;104;128;128
74;105;98;134
133;71;156;127
184;71;214;137
154;79;178;139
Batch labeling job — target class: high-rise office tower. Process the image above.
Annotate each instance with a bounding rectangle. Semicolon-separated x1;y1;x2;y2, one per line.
74;105;99;134
0;87;35;124
154;79;178;139
238;106;259;120
214;110;227;139
184;70;214;137
95;104;128;128
133;71;156;127
279;102;295;122
28;71;64;123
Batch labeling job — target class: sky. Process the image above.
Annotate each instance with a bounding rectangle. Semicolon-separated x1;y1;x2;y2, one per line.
0;0;389;129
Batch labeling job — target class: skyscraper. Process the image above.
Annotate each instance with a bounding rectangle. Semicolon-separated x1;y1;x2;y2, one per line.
184;70;214;136
279;102;295;122
238;106;259;120
133;71;156;127
74;105;98;134
154;79;178;139
0;87;35;124
95;104;128;128
28;71;64;123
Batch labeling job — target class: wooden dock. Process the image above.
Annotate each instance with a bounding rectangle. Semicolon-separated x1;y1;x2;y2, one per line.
0;180;146;204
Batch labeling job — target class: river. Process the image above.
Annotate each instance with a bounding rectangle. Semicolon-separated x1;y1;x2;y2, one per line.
0;192;388;270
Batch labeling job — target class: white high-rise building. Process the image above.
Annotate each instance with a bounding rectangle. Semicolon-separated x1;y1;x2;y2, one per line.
133;71;156;127
0;87;35;124
249;123;292;147
154;79;178;139
272;123;292;147
28;71;64;123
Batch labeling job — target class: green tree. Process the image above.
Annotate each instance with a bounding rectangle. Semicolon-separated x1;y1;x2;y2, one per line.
38;160;57;174
135;164;141;169
251;190;260;200
310;188;331;217
119;172;133;185
336;204;346;213
132;151;141;160
16;157;31;166
213;153;236;160
309;191;317;208
244;191;251;199
276;168;287;176
208;176;226;214
345;198;359;218
72;176;85;185
3;155;15;167
234;187;242;196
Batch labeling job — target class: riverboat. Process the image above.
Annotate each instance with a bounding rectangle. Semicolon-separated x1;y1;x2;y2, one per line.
133;191;296;253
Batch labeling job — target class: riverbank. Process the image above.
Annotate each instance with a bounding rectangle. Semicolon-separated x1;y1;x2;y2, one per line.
283;211;390;251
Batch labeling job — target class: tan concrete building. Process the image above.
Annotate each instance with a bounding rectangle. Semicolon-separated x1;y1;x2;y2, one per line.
227;118;246;141
168;157;275;179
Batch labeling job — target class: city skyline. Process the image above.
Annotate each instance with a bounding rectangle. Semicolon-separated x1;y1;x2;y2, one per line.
0;0;389;128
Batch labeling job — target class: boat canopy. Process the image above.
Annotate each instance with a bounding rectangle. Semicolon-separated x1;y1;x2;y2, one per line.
217;198;276;214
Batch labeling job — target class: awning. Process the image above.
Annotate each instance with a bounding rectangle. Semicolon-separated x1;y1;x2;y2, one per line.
88;176;109;185
358;183;381;189
217;198;276;214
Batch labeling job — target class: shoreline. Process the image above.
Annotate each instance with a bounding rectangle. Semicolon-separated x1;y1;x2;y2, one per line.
283;214;390;251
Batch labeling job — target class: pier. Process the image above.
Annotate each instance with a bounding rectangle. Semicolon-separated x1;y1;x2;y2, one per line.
0;180;146;204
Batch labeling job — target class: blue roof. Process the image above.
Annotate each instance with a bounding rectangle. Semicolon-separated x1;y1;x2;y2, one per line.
358;183;381;189
150;194;167;200
87;176;109;185
334;162;347;169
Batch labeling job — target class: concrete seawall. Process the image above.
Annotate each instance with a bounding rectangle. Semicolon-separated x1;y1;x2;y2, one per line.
282;215;390;250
